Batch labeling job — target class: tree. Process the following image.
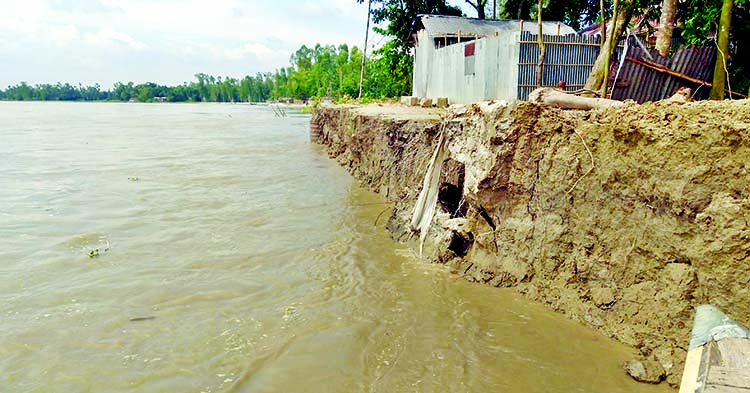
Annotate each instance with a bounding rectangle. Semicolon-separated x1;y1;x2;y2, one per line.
583;0;637;92
540;0;600;30
356;0;462;96
655;0;676;56
465;0;489;19
499;0;531;19
710;0;733;99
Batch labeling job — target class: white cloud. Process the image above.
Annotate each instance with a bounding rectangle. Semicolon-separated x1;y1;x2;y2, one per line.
49;24;80;47
85;28;146;50
291;1;326;18
222;42;289;62
0;0;377;87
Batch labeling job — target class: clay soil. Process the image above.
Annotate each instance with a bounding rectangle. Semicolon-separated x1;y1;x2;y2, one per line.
310;99;750;387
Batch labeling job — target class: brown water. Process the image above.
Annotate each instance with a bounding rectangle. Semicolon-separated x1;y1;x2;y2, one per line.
0;102;673;392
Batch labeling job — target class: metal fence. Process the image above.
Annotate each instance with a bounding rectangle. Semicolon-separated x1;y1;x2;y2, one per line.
517;31;601;100
610;39;716;102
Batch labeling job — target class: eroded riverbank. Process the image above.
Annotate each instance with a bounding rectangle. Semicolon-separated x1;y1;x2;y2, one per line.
311;99;750;387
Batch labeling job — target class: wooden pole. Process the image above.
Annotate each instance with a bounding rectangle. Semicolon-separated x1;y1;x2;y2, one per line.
358;0;372;99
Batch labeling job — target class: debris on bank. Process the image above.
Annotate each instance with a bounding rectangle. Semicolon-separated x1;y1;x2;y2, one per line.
310;98;750;387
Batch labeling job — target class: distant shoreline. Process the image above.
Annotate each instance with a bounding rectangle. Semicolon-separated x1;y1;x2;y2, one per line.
0;100;309;106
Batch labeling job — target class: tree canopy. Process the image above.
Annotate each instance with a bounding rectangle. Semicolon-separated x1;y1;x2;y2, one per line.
0;43;409;102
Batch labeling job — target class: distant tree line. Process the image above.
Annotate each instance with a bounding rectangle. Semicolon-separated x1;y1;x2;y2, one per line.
0;43;404;103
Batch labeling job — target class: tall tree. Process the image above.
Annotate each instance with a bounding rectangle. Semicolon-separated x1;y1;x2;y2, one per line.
583;0;637;92
499;0;531;19
356;0;462;96
710;0;734;99
655;0;676;56
465;0;489;18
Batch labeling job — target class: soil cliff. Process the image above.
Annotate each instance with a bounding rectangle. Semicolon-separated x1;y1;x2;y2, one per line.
310;100;750;386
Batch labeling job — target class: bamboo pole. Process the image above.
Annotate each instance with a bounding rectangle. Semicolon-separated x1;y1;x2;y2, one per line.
358;0;372;99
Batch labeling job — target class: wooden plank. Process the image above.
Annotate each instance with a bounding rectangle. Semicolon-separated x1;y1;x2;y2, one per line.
716;338;750;368
708;367;750;389
518;40;602;47
518;63;597;66
680;346;706;393
704;386;750;392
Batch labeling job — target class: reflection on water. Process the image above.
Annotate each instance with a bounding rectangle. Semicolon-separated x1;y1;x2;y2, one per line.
0;102;671;392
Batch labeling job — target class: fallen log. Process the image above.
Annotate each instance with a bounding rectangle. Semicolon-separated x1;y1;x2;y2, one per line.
528;87;625;110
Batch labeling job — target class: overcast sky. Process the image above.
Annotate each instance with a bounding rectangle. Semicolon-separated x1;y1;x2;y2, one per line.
0;0;473;89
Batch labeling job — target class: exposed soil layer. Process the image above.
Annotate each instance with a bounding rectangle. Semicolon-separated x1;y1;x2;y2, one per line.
310;100;750;387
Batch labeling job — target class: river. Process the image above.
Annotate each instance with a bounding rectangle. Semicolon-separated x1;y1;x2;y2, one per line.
0;102;672;392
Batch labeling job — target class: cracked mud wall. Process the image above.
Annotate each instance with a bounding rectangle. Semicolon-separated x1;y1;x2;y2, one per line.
310;100;750;386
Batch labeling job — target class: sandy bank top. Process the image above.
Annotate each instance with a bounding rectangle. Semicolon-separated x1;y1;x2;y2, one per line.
323;103;446;122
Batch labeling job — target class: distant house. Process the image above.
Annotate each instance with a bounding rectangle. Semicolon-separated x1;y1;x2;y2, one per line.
410;15;577;104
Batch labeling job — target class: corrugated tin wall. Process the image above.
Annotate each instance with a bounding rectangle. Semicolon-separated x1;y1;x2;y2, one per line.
610;40;716;102
413;30;521;104
517;31;601;100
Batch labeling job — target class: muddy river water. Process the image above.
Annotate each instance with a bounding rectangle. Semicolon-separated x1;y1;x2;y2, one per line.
0;102;673;392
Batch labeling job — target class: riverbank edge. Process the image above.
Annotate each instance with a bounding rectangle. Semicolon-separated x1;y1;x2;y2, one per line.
310;100;750;387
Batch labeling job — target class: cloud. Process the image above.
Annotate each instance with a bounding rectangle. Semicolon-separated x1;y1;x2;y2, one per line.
49;25;80;47
85;28;146;50
222;42;289;62
0;0;376;87
290;1;326;18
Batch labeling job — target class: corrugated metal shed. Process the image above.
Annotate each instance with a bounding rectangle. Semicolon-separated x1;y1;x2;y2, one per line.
415;15;576;38
517;31;602;100
611;40;716;102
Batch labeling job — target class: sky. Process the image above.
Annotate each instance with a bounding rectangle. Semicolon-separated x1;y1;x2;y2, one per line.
0;0;474;89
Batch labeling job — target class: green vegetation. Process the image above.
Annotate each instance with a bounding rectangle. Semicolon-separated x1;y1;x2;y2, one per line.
0;43;404;103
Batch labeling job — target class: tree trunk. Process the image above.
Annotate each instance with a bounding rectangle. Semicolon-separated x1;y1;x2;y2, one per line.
536;0;545;87
465;0;487;19
710;0;733;100
601;0;619;98
584;0;635;92
600;0;606;50
517;0;526;19
528;88;625;109
655;0;676;56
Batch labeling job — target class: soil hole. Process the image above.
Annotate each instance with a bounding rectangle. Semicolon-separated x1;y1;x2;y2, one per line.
448;232;474;258
439;182;466;217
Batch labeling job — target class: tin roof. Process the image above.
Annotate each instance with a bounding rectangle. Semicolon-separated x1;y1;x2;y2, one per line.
414;14;576;37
